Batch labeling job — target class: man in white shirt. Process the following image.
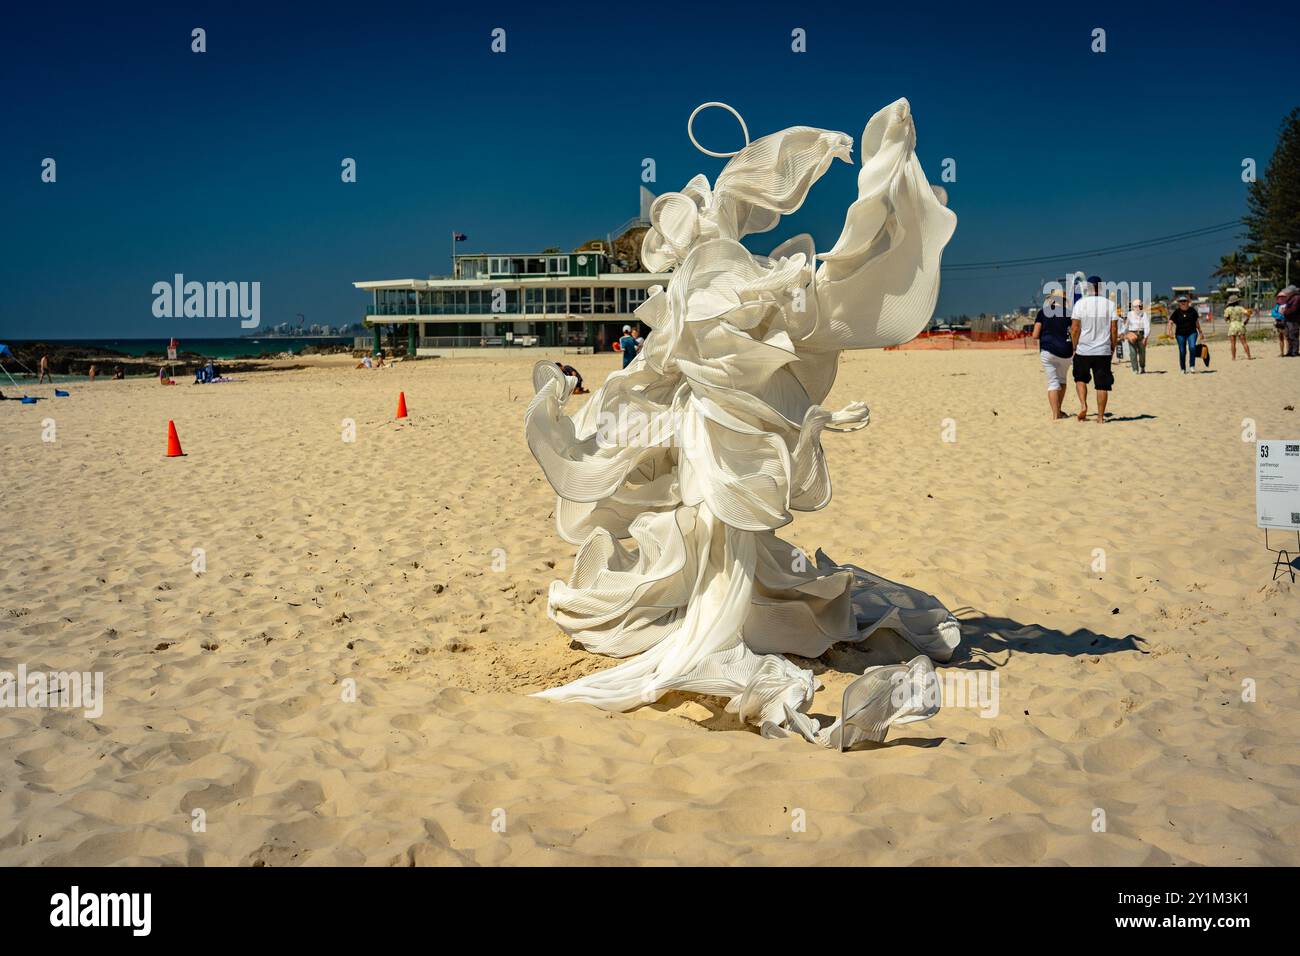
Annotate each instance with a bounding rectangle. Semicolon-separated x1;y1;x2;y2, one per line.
1069;275;1119;423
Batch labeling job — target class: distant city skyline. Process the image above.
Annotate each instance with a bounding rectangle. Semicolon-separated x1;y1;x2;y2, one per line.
2;0;1291;338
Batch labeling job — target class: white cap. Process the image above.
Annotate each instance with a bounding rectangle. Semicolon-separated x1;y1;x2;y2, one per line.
622;325;631;333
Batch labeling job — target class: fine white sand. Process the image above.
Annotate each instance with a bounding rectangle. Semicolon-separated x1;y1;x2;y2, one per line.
1;344;1297;865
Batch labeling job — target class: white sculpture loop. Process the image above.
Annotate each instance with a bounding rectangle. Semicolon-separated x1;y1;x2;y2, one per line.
526;99;960;748
687;101;751;158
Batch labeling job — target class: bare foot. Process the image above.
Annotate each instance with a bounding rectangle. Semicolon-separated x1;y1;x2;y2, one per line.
1096;412;1106;424
1076;408;1088;421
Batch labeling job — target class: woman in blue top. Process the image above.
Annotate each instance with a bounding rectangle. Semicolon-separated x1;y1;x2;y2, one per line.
1032;290;1074;420
618;324;638;368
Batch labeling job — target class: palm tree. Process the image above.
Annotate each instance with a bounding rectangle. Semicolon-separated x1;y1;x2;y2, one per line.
1212;251;1250;283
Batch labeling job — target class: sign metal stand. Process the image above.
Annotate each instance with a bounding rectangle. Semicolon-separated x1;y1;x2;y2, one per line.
1264;528;1300;583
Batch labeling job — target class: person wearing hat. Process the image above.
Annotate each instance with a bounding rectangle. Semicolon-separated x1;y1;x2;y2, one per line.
1278;286;1300;358
1125;297;1150;373
618;324;638;368
1223;295;1252;361
1166;294;1203;373
1069;275;1119;423
1032;288;1074;419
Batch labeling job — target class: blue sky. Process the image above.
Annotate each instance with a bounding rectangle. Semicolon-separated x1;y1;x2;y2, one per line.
0;0;1292;338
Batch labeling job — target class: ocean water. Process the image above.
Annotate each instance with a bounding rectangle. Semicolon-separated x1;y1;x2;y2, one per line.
3;337;354;360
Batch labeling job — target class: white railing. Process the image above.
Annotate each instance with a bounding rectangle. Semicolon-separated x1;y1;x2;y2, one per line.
418;336;541;349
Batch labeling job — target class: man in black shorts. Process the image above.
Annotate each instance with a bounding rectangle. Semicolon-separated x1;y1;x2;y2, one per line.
1069;275;1119;423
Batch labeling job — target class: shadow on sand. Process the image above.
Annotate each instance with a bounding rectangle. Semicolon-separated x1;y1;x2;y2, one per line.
946;607;1148;670
647;607;1149;743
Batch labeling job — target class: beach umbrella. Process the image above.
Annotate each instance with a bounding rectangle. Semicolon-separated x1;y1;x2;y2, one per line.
0;345;26;392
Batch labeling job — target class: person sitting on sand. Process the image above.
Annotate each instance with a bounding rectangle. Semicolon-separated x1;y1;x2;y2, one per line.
374;351;387;368
1223;295;1252;361
1031;290;1072;420
1070;275;1118;423
112;365;124;380
355;354;374;369
556;362;588;394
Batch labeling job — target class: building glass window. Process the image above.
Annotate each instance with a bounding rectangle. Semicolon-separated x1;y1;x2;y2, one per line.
525;288;545;314
547;256;569;275
571;288;592;314
545;287;568;312
594;287;615;314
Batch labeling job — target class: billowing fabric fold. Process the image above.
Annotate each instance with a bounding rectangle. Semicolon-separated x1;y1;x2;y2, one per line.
526;100;959;748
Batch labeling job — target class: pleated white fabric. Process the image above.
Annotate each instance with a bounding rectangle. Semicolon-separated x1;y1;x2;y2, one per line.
526;99;959;747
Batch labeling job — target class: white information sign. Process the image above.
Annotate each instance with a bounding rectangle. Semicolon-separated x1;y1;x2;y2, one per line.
1256;440;1300;530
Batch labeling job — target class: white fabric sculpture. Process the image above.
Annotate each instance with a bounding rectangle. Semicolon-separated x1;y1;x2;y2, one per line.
525;99;960;748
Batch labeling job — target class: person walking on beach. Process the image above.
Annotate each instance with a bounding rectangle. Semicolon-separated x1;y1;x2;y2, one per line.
619;324;638;368
1125;298;1150;372
1273;299;1288;356
37;354;53;384
1032;290;1073;419
1070;275;1118;423
1114;305;1128;366
1223;295;1252;361
1167;294;1203;373
1279;286;1300;357
88;363;97;382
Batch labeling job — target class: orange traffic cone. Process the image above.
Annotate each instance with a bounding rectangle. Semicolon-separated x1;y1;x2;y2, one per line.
395;392;408;419
165;420;185;457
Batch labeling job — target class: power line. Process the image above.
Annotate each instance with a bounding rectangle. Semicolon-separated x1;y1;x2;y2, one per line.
940;235;1244;283
941;220;1241;272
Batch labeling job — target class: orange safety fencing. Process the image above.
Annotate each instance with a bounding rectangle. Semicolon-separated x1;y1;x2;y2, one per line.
887;331;1034;351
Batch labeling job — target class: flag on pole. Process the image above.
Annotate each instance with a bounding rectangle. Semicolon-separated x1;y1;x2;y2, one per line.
453;232;468;241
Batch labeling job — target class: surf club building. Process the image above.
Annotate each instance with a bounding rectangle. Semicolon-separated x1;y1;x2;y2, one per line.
355;244;669;355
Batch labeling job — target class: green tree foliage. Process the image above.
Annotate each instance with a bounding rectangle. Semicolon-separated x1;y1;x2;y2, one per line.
1244;107;1300;285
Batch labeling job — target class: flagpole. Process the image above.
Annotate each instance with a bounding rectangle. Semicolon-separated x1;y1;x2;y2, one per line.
450;231;454;277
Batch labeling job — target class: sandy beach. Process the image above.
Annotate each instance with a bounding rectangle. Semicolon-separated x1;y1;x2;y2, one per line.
1;344;1297;866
